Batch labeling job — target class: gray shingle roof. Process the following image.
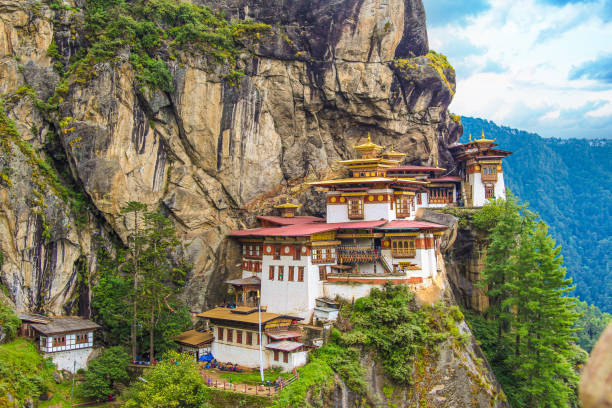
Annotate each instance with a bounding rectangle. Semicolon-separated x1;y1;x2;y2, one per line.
30;317;101;335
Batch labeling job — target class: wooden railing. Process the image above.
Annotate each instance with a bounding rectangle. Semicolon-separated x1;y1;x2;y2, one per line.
337;246;380;264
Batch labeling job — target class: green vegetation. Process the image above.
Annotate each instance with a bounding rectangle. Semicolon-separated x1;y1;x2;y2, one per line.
462;117;612;314
0;100;89;231
62;0;269;91
220;368;290;384
468;195;582;407
392;50;455;95
574;300;611;352
123;351;209;408
0;300;20;342
0;339;54;406
92;203;191;362
275;285;469;407
273;352;335;408
79;347;130;401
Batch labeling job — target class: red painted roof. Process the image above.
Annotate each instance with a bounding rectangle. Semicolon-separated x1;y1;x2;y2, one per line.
230;223;338;237
257;215;325;226
386;165;445;172
326;220;388;229
377;220;447;230
231;220;388;237
429;176;462;182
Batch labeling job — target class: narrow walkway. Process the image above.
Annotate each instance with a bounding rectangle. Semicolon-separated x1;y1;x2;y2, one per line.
199;368;297;397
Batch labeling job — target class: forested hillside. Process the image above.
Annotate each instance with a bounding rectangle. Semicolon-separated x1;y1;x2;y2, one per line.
461;117;612;313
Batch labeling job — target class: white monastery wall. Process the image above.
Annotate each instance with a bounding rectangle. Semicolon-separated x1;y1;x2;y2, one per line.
44;347;93;373
470;173;486;207
212;342;266;368
327;204;349;223
495;174;506;199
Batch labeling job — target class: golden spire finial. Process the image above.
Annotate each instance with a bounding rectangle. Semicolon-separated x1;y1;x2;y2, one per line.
481;129;485;140
468;133;472;142
367;133;372;143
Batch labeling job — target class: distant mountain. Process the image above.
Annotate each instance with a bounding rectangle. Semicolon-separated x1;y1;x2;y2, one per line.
461;117;612;313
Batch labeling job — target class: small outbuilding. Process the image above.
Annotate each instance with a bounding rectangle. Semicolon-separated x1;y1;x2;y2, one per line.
29;317;101;373
175;329;214;360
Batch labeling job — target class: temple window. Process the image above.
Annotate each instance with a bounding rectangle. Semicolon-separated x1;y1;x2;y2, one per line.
396;197;411;218
319;266;328;281
391;239;416;258
293;246;301;260
273;246;281;260
76;333;88;344
52;336;66;347
217;327;224;341
278;266;284;281
269;266;275;280
236;330;243;344
288;266;295;281
246;332;252;345
417;194;422;205
298;267;305;282
485;186;495;199
348;198;364;219
227;329;233;342
482;165;498;182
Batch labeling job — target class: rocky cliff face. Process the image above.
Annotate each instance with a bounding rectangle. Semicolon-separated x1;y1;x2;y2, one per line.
0;0;461;314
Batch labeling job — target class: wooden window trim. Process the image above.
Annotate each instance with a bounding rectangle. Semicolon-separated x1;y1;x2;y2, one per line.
218;327;224;341
236;330;243;344
227;329;233;343
348;198;364;220
273;246;281;260
396;197;410;218
246;332;252;345
288;266;295;281
269;265;275;280
283;351;289;363
391;239;417;258
298;267;304;282
319;266;327;281
278;266;284;281
274;350;279;361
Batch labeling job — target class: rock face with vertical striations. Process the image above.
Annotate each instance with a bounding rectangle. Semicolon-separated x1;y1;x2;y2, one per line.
0;0;461;314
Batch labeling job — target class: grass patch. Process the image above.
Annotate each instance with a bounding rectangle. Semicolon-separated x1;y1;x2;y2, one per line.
219;367;291;385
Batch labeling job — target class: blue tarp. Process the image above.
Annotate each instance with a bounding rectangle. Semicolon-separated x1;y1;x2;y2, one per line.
199;353;214;362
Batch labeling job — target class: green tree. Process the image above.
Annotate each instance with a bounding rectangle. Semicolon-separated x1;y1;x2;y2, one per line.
472;197;581;407
574;301;611;352
120;201;148;362
139;211;188;363
511;223;578;407
123;351;209;408
92;204;190;361
0;300;20;342
79;347;130;401
473;192;529;345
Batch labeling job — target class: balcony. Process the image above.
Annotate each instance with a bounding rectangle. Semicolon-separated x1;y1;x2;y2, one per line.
337;245;381;264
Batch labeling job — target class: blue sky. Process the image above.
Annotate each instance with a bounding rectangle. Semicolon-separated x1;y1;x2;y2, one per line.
424;0;612;139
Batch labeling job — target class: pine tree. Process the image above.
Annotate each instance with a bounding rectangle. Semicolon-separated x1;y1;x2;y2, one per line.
512;223;578;407
120;201;148;362
139;211;188;364
474;196;580;408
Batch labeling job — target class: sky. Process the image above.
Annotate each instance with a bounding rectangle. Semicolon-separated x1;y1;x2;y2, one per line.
424;0;612;139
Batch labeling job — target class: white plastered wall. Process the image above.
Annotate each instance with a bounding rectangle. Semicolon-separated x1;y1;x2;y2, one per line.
44;348;93;373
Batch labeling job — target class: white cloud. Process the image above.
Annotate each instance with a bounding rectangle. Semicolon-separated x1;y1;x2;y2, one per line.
427;0;612;138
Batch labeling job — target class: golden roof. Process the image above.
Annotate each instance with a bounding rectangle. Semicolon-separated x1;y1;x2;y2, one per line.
197;307;300;324
354;134;383;151
308;177;426;186
174;330;214;346
382;145;406;159
473;130;496;143
274;199;302;209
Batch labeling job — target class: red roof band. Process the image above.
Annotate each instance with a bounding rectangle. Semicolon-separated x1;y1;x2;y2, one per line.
231;219;446;237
